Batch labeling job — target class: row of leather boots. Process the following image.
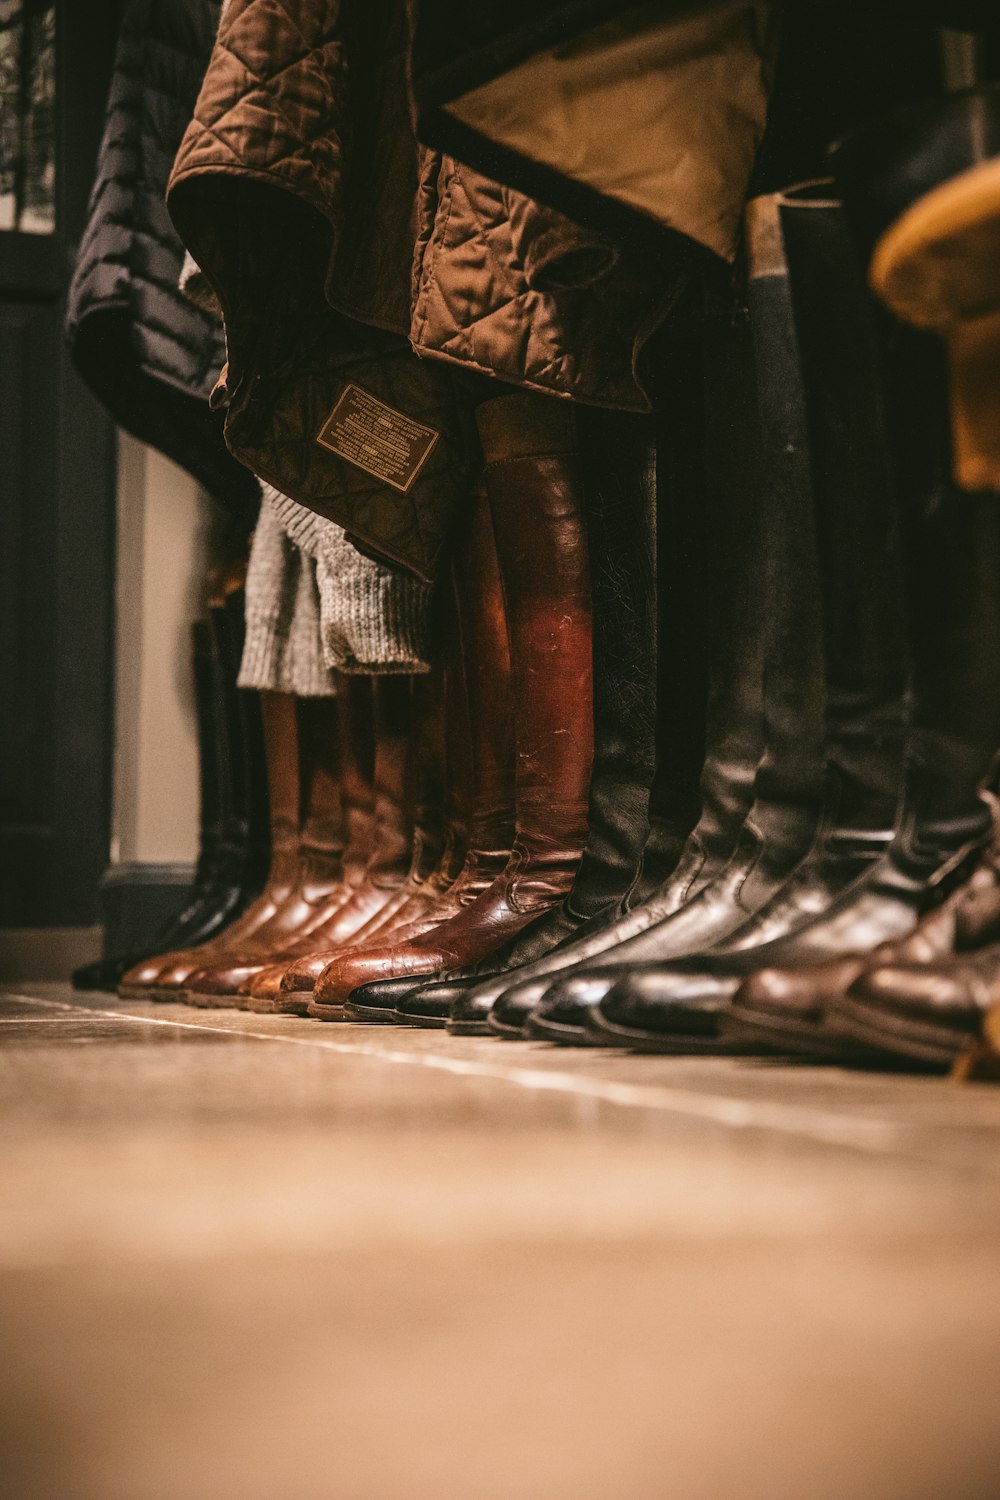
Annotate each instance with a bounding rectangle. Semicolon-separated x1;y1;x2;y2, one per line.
116;87;1000;1078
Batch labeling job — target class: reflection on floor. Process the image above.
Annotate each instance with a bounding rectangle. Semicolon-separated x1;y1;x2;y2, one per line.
2;982;1000;1500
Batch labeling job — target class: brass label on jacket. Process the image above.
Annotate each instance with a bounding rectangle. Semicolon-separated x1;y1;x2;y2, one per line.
315;384;440;493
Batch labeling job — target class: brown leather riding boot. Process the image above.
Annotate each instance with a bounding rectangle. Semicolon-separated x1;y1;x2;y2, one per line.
118;691;301;998
185;676;414;1004
245;661;459;1011
176;691;356;1004
276;486;514;1016
313;392;594;1014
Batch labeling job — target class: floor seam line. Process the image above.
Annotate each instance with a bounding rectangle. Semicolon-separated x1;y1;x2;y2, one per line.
2;991;940;1160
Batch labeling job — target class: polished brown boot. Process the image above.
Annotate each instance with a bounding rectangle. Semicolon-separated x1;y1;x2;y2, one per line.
166;688;361;1004
244;659;462;1012
183;676;412;1005
312;391;594;1014
274;485;515;1017
118;690;301;998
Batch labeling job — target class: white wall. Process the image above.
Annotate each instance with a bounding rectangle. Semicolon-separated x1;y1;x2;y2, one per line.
111;434;214;867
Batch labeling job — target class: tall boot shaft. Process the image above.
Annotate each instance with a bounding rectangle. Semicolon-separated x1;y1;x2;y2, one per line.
476;392;593;904
221;588;270;889
191;618;225;885
332;675;376;884
367;676;416;884
450;484;516;865
763;182;908;833
407;663;449;882
295;695;346;889
652;297;771;891
259;691;301;887
565;406;658;917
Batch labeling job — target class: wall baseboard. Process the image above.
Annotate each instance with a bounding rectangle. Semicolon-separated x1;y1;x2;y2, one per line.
0;927;102;983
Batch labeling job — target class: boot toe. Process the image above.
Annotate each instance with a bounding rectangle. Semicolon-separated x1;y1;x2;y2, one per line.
118;955;173;994
588;966;736;1050
489;977;553;1038
186;959;267;1004
446;980;498;1034
721;958;869;1056
847;961;988;1029
74;956;130;992
345;975;432;1020
528;970;620;1042
396;980;466;1026
279;952;334;995
315;946;443;1007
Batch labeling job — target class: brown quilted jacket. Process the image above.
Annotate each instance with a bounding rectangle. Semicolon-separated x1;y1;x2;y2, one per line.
167;0;673;576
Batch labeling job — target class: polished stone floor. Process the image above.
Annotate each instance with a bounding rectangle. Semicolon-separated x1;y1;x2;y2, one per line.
2;981;1000;1500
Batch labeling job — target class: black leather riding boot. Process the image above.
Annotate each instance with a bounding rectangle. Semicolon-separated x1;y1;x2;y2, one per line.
433;295;781;1036
586;182;914;1049
594;187;1000;1052
72;618;229;990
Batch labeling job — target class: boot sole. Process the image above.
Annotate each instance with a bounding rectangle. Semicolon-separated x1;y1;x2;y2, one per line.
184;991;242;1009
305;1000;351;1022
825;994;972;1069
394;1010;448;1028
244;992;312;1015
486;1017;530;1039
341;1001;398;1023
720;1007;852;1060
524;1015;603;1046
584;1012;748;1054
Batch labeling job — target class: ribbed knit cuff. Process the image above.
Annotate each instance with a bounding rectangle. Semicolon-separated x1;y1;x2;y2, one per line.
316;550;433;674
268;485;434;674
239;495;338;696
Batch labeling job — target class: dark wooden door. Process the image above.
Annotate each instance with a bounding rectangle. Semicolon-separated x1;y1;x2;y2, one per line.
0;0;120;925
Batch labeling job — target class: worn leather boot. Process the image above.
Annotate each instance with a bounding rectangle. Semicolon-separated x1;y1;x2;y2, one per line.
408;293;768;1034
322;488;516;1021
184;676;411;1005
584;181;915;1051
475;257;837;1043
246;660;459;1013
157;691;349;1004
704;122;1000;1057
118;677;298;998
312;392;593;1014
381;404;665;1028
428;409;660;968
